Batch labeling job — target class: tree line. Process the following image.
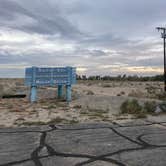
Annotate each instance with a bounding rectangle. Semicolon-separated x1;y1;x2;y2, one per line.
76;74;164;81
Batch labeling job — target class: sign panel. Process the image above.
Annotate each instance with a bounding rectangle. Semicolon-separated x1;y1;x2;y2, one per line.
25;67;76;86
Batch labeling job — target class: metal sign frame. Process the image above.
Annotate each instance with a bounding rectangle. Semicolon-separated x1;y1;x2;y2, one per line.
25;66;76;102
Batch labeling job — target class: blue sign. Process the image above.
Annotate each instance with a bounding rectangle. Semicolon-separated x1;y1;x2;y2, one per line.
25;66;76;86
25;66;76;102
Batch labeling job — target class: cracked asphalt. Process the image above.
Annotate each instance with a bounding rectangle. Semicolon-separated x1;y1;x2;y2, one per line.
0;120;166;166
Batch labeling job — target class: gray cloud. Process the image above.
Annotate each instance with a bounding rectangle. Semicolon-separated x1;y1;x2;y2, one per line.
0;0;165;77
0;0;82;38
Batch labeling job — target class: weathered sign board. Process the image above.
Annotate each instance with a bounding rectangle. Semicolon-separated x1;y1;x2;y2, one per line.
25;66;76;102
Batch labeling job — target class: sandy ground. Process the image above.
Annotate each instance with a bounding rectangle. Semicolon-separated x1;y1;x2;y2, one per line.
0;79;165;127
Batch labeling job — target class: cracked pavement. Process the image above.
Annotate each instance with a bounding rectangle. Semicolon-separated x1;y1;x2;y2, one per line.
0;120;166;166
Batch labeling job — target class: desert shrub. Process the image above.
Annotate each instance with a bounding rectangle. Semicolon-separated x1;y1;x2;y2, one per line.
14;117;25;125
128;90;144;98
72;90;80;100
47;104;57;109
87;83;92;86
120;91;125;95
69;119;79;124
146;86;158;94
21;121;47;126
143;101;156;113
134;112;147;119
86;90;94;95
120;99;142;114
102;84;112;88
55;101;68;107
73;105;82;109
49;117;67;124
157;91;166;100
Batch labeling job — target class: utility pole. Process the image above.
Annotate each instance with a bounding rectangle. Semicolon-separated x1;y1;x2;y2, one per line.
156;27;166;91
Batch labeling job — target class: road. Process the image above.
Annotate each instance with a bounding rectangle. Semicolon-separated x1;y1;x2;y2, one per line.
0;120;166;166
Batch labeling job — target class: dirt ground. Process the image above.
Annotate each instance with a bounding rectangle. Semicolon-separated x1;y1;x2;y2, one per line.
0;78;165;127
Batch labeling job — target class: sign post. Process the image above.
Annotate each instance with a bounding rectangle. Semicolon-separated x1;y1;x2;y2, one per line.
66;85;71;102
30;86;37;102
58;85;63;99
25;66;76;103
30;66;37;102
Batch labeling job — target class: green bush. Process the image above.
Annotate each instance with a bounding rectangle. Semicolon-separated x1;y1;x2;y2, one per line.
144;101;156;113
120;99;142;114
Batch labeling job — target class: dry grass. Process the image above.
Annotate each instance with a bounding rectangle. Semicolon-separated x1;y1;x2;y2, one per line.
21;121;47;126
80;106;109;120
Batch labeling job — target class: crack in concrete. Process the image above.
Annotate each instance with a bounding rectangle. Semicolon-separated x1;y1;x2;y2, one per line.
30;125;123;166
76;125;166;166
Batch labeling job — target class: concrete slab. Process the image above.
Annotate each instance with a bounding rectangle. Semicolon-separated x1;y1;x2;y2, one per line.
0;122;166;166
112;148;166;166
0;132;40;165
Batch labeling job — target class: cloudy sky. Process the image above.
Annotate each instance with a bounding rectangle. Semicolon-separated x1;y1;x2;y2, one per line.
0;0;166;77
